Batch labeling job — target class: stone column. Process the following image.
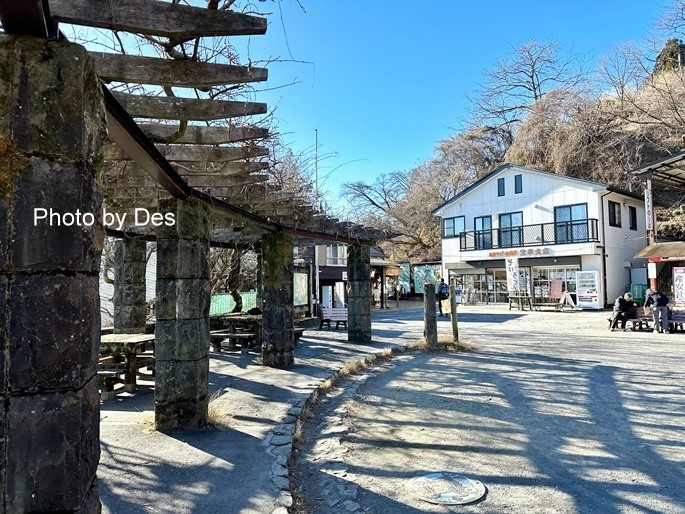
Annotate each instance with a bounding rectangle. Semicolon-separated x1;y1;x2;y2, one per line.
155;198;211;430
113;238;147;333
347;244;372;342
261;233;294;368
0;36;105;512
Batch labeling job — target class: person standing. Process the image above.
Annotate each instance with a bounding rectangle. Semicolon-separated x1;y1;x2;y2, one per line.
644;288;670;333
437;278;449;317
610;292;638;331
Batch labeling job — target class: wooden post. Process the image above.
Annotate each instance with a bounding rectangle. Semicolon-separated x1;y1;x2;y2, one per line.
450;284;459;342
424;283;438;347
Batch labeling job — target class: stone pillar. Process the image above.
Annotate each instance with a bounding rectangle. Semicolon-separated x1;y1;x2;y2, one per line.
113;238;147;333
261;233;294;368
0;36;105;512
155;198;211;430
347;244;372;342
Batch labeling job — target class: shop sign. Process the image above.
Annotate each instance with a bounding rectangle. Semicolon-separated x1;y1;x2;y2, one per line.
488;247;551;258
673;267;685;305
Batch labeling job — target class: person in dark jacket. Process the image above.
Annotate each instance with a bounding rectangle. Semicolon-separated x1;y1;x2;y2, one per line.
644;288;670;334
610;292;638;331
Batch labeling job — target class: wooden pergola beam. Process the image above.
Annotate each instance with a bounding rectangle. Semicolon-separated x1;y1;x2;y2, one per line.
112;92;267;121
49;0;267;38
138;123;269;144
91;53;268;88
174;161;269;175
104;143;269;162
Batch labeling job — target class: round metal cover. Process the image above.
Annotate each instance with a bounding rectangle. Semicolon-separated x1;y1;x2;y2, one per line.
408;472;486;505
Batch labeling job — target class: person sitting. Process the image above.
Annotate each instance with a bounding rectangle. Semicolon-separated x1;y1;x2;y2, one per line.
610;292;638;331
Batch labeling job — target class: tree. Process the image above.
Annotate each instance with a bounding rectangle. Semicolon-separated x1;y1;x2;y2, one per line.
469;39;586;129
654;38;685;74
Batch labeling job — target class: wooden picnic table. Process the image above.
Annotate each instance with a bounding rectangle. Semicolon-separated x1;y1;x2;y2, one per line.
211;314;262;353
508;294;533;311
100;333;155;393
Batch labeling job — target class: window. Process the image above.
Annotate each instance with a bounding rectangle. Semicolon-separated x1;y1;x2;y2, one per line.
554;203;588;243
497;177;505;197
442;216;465;238
499;212;523;247
326;244;346;266
514;174;523;194
629;206;637;231
474;216;492;249
608;200;621;227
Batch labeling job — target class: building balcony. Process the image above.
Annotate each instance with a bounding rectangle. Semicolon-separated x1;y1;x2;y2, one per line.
458;219;600;251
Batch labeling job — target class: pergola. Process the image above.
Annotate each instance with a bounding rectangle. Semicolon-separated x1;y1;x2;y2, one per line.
0;2;385;510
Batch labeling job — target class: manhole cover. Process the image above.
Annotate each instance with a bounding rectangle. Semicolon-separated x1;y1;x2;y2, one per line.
408;472;486;505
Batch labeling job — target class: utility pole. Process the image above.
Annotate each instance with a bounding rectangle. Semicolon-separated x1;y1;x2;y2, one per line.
313;129;320;313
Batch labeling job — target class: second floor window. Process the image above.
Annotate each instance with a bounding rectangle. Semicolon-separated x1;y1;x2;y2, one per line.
608;201;622;227
554;203;588;243
499;212;523;247
443;216;465;238
326;244;346;266
629;206;637;230
515;174;523;194
474;216;492;249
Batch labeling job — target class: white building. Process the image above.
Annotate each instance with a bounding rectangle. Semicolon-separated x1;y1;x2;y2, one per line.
432;164;648;308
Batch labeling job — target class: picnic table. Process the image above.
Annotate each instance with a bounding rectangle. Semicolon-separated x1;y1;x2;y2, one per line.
99;333;155;394
211;314;262;353
508;294;533;311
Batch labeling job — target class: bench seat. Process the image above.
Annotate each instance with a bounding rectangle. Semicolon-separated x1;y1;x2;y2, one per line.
210;330;256;353
319;307;348;329
607;307;652;331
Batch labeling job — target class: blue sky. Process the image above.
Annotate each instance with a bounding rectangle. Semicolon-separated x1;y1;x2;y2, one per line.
237;1;666;208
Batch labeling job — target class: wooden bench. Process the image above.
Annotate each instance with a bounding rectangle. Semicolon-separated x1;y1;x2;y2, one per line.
508;295;532;311
210;329;256;354
294;327;305;347
607;307;652;331
532;297;562;311
319;307;348;329
668;309;685;332
98;356;125;400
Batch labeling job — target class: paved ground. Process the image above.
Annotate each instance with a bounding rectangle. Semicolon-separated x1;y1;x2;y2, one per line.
98;301;425;514
292;305;685;514
98;302;685;513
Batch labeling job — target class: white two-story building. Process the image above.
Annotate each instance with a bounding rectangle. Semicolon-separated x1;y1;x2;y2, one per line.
432;164;648;308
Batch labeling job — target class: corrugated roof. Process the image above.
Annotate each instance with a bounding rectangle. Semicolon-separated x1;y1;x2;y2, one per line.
634;241;685;259
630;150;685;189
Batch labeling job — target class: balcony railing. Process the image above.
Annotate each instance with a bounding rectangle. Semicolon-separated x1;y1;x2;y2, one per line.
458;219;600;251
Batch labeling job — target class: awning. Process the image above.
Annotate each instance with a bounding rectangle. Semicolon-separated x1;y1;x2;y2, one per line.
635;241;685;259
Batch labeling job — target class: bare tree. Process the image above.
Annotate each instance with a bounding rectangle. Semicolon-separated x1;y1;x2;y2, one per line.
470;39;587;128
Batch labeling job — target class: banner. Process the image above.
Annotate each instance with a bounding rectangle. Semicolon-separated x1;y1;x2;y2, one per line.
645;188;653;231
673;267;685;306
505;256;520;293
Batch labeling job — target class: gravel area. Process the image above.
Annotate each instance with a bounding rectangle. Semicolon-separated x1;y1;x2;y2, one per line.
292;305;685;513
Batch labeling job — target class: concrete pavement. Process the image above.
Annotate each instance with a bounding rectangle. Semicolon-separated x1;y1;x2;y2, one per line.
98;302;684;513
